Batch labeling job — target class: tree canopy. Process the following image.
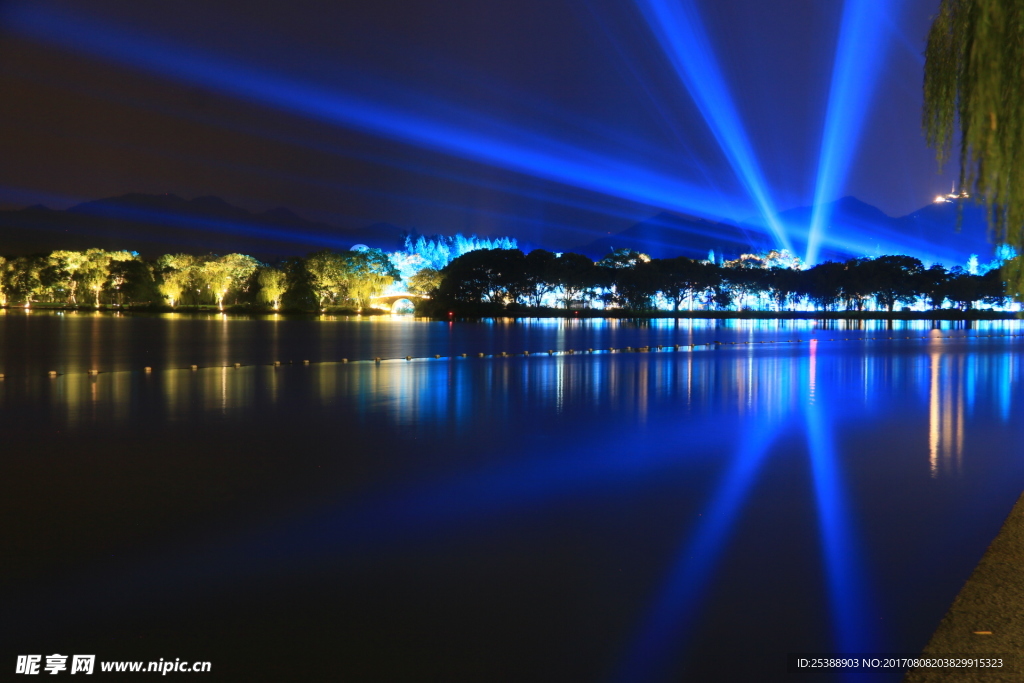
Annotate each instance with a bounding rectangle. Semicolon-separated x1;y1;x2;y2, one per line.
924;0;1024;293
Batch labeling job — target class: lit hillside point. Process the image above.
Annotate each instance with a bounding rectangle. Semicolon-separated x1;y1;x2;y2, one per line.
933;185;969;204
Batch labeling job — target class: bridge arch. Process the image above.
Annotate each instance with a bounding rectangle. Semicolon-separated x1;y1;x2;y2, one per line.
371;293;425;314
390;298;416;314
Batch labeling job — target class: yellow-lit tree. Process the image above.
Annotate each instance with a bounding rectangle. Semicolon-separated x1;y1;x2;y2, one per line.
305;250;347;309
257;267;288;310
6;256;46;305
79;249;136;306
342;249;399;309
48;250;90;304
198;254;260;310
156;253;200;307
407;267;443;296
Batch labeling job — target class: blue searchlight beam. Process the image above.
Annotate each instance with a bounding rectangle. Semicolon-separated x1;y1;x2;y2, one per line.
632;0;793;253
6;6;774;237
806;0;897;265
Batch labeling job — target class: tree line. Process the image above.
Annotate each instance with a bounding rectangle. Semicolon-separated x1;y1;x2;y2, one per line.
0;243;1015;315
423;248;1014;314
0;248;400;311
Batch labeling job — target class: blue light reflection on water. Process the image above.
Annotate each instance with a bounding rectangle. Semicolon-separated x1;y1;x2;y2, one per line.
613;419;782;682
805;340;874;656
1;317;1023;681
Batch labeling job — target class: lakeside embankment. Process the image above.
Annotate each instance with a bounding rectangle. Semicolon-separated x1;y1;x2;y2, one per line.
2;302;1022;321
1;302;1020;321
904;493;1024;683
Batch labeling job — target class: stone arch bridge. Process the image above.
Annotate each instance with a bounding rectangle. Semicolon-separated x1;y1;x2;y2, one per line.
371;294;426;313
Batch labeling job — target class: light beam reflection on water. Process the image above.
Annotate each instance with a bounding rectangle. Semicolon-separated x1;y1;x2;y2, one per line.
1;316;1023;681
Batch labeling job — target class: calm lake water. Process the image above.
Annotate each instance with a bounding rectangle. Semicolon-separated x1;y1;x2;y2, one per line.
2;311;1022;681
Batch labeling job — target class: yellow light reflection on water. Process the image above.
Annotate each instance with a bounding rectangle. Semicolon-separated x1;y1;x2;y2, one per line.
927;331;965;478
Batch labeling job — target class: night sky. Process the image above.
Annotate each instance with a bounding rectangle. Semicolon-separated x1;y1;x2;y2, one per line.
0;0;953;251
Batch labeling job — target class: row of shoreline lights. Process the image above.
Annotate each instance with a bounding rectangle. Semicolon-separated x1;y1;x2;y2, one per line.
9;330;1021;379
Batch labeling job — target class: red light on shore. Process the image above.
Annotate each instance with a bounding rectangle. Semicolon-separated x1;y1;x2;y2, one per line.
448;311;454;317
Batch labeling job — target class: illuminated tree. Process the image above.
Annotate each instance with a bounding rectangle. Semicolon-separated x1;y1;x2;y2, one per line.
398;233;519;272
5;256;47;305
305;250;348;308
48;250;89;304
924;0;1024;295
597;248;650;269
387;251;428;284
79;254;109;306
407;267;443;296
200;253;260;309
79;249;136;306
341;249;400;308
257;267;288;309
157;270;187;307
723;249;802;270
0;256;6;305
156;253;200;307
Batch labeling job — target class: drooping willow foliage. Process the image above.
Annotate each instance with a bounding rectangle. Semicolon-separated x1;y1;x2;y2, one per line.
923;0;1024;294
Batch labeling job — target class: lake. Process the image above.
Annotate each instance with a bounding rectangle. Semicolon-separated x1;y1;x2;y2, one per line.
2;311;1022;681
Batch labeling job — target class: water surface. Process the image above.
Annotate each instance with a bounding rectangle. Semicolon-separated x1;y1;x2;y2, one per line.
1;313;1022;681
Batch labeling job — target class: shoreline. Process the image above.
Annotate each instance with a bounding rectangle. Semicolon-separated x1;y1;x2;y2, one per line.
903;493;1024;682
0;304;1020;322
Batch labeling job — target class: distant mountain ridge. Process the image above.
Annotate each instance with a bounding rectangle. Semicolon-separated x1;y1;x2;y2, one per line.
574;196;997;267
571;212;773;262
0;193;408;259
0;192;1000;267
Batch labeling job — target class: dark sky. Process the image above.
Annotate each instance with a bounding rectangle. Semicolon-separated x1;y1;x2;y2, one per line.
0;0;951;250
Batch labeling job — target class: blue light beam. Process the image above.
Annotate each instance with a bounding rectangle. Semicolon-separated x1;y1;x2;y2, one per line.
631;0;793;253
6;6;770;234
806;0;897;265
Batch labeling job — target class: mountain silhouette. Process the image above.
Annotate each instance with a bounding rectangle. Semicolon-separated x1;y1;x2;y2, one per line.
0;192;1001;267
576;196;996;266
0;193;408;259
571;212;771;261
